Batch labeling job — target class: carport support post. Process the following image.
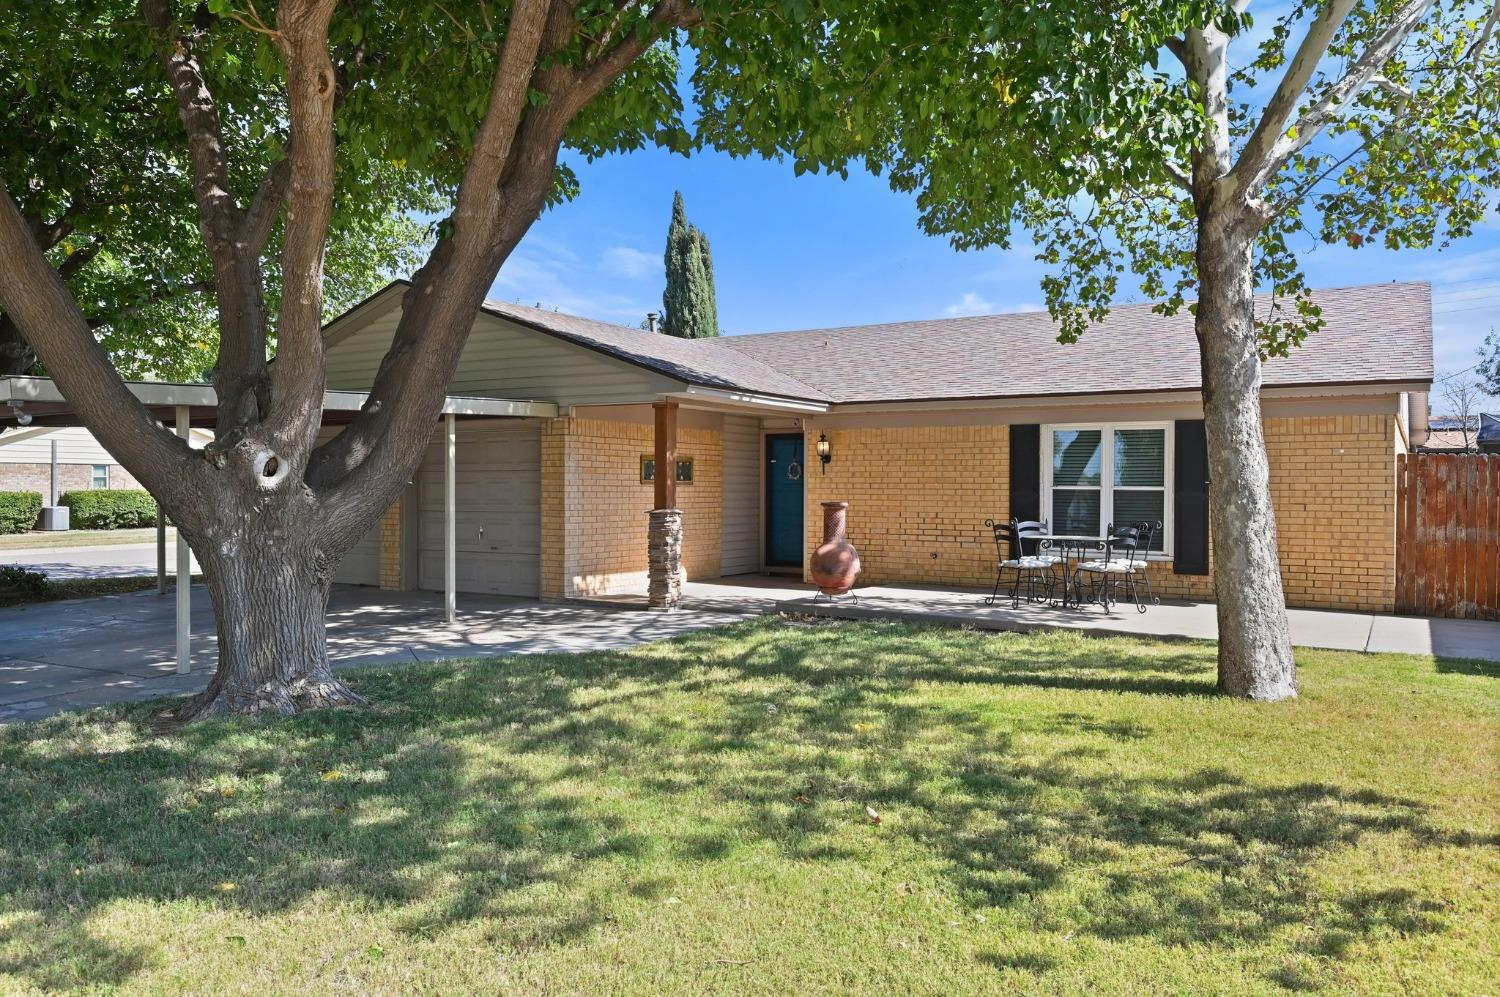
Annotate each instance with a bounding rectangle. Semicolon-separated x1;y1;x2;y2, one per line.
174;406;191;674
444;412;456;625
648;401;682;610
156;505;166;595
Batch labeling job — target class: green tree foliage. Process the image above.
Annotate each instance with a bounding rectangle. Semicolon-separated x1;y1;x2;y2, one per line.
1479;328;1500;395
0;0;440;381
696;0;1500;352
661;190;719;337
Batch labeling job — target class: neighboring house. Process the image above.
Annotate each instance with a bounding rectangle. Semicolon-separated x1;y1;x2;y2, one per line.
308;280;1432;614
0;426;147;499
1419;416;1479;453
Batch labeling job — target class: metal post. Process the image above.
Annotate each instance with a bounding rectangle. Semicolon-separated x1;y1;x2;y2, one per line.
156;505;166;595
175;406;191;674
444;412;456;625
48;438;58;506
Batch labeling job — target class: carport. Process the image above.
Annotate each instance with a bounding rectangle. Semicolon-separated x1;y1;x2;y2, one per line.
0;374;557;674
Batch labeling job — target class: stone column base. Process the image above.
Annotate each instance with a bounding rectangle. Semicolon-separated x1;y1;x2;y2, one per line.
647;508;683;610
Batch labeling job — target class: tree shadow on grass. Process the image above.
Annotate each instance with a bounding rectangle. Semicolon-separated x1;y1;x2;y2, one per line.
1434;654;1500;678
0;618;1488;991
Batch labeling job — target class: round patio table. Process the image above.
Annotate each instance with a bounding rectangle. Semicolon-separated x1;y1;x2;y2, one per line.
1035;536;1106;609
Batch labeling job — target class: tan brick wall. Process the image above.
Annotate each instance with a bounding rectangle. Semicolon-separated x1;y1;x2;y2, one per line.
0;463;140;497
378;497;403;590
799;414;1398;612
1263;414;1397;612
539;414;722;598
804;425;1010;587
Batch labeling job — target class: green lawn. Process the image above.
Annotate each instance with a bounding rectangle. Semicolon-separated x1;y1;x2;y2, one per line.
0;527;159;550
0;621;1495;994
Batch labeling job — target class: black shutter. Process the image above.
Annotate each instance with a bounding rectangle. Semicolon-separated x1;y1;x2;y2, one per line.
1009;425;1041;560
1174;419;1210;575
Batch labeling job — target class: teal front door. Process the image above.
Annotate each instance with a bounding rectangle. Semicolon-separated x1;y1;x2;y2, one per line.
765;434;805;567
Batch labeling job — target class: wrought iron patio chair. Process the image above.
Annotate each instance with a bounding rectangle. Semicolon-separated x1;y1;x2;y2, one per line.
1077;520;1162;612
984;519;1055;607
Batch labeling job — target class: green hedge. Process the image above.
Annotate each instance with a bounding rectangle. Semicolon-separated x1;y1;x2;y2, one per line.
59;489;158;529
0;491;42;534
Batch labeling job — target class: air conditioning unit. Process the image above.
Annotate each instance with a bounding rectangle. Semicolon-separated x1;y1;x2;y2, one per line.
38;506;70;531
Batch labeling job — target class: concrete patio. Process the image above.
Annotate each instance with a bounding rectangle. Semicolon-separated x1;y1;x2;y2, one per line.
0;584;752;724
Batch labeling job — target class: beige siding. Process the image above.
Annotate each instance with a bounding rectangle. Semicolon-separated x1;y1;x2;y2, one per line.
324;311;685;405
721;414;761;575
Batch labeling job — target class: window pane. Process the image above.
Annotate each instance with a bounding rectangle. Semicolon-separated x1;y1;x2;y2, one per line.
1114;429;1165;487
1052;429;1101;486
1052;489;1100;536
1113;491;1165;550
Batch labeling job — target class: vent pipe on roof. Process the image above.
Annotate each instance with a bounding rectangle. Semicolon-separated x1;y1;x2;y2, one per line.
646;312;659;333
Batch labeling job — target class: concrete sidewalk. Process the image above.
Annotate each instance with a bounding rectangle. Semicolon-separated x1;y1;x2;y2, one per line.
777;583;1500;662
1;541;200;580
0;585;751;724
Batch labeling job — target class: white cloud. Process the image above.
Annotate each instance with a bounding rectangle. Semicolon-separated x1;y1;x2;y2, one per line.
492;242;654;322
601;246;659;279
944;292;995;317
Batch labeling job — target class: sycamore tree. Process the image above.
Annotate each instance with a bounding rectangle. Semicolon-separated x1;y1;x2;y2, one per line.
0;1;436;382
696;0;1500;700
0;0;706;720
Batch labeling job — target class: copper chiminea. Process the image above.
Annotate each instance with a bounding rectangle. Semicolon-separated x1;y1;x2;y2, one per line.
809;500;861;598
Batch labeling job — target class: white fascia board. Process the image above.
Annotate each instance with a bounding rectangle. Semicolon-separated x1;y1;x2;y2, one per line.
1;376;556;420
672;385;829;414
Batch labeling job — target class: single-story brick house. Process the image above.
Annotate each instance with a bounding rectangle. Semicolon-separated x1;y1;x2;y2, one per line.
315;279;1432;614
0;426;147;498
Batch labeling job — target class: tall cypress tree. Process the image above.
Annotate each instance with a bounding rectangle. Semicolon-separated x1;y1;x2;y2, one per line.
660;191;719;338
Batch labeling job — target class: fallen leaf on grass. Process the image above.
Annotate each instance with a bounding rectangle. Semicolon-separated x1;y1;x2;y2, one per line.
791;793;813;805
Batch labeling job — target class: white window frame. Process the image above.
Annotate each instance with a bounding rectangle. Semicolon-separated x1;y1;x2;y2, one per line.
1041;421;1174;558
91;464;109;489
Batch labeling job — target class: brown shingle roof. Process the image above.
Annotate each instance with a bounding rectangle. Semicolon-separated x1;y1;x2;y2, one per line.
465;282;1431;405
711;282;1433;403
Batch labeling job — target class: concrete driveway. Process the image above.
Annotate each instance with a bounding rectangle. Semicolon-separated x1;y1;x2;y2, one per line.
0;585;751;723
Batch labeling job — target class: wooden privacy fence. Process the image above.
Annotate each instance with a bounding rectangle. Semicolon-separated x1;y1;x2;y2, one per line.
1396;453;1500;619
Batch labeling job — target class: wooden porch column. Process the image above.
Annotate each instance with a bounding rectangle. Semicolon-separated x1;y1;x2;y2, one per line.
653;401;678;509
649;401;682;610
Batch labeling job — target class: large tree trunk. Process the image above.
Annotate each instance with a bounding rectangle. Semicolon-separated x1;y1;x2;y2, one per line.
1195;209;1298;701
178;479;363;721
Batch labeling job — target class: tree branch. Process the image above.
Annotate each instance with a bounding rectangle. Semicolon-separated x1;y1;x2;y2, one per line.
141;0;245;256
0;184;195;495
260;0;341;454
571;0;702;108
242;157;291;255
1163;160;1192;192
1231;0;1437;197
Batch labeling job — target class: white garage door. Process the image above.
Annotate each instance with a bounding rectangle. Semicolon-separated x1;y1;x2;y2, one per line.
318;427;381;587
417;420;541;597
334;527;381;586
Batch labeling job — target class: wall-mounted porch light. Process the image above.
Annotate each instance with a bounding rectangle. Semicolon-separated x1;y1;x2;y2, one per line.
816;432;831;473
